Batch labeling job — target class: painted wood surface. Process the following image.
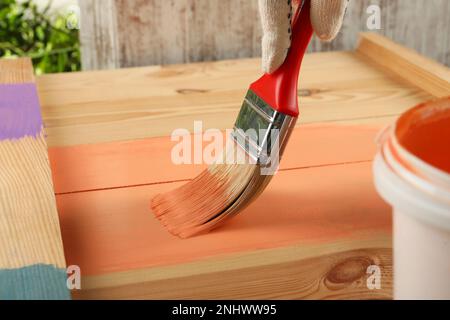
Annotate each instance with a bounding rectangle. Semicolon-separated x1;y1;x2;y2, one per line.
49;124;380;194
0;58;69;300
79;0;450;70
35;34;449;299
54;125;392;299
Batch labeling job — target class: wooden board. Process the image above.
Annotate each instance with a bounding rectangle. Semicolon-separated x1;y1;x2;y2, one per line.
52;124;392;299
35;34;449;299
0;58;69;299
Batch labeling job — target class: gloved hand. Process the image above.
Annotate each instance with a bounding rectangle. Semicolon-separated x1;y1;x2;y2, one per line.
259;0;349;73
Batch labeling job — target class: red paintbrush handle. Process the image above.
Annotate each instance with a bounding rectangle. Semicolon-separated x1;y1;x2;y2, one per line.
250;0;313;117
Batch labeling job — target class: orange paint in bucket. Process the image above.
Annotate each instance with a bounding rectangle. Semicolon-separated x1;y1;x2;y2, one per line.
396;98;450;174
374;96;450;300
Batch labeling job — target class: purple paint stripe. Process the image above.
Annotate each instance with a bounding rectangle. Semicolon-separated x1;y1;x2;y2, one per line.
0;83;43;140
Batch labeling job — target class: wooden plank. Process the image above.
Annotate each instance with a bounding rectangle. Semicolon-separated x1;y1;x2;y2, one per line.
357;33;450;98
49;124;381;194
0;58;69;299
53;139;391;298
79;0;120;70
74;247;392;300
57;160;391;275
0;58;35;84
37;50;432;147
79;0;449;69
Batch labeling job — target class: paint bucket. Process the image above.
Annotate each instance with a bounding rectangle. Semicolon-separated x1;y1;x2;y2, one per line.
373;97;450;300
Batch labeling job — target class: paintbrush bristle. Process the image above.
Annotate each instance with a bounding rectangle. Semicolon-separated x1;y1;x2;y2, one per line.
151;141;257;238
151;89;297;238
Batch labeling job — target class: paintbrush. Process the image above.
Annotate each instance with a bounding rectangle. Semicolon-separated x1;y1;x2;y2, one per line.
151;0;313;238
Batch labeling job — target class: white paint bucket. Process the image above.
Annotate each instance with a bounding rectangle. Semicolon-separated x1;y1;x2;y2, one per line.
373;97;450;300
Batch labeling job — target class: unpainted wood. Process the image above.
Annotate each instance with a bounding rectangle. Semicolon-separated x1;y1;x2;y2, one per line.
73;247;392;299
0;58;35;83
357;33;450;98
0;134;67;270
37;34;436;147
79;0;120;70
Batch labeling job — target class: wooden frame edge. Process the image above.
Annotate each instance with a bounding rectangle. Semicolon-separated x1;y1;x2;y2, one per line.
356;33;450;98
74;232;392;299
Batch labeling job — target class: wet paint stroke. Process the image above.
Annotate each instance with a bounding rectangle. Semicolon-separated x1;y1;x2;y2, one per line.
0;83;43;140
51;124;391;276
49;124;382;194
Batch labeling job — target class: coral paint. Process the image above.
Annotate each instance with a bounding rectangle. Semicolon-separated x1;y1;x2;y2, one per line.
0;83;43;140
51;124;391;276
395;97;450;174
57;162;390;276
48;124;381;194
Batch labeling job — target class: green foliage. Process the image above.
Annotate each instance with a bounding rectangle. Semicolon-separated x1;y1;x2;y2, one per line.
0;0;80;74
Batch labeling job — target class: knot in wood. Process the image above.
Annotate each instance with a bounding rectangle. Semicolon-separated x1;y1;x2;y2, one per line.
326;256;373;284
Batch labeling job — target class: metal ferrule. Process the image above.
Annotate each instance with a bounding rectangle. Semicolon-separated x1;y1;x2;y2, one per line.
230;90;297;165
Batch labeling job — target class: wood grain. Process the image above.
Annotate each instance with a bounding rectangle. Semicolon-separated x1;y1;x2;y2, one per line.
37;40;433;147
357;33;450;98
0;134;66;269
0;58;35;84
79;0;449;70
79;0;120;70
0;58;69;299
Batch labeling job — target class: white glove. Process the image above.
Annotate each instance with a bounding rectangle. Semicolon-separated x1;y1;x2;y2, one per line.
259;0;349;73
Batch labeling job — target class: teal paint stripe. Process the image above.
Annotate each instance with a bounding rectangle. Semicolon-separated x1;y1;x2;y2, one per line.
0;264;70;300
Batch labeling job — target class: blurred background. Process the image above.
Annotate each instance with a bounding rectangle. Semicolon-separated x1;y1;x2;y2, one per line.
0;0;80;74
1;0;448;74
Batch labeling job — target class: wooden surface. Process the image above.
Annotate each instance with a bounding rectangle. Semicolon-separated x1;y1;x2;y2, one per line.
357;33;450;98
0;59;35;84
74;248;392;299
37;34;439;147
35;34;449;299
79;0;450;70
53;125;393;299
49;125;380;194
0;58;69;299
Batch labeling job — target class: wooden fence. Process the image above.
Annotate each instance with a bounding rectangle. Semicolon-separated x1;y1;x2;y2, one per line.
79;0;449;70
